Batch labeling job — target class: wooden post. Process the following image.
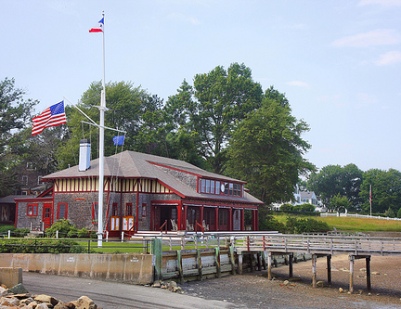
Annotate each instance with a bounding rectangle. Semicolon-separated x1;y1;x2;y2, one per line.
349;255;355;293
177;250;184;283
238;252;243;275
215;247;221;278
262;250;267;270
267;251;272;280
229;245;236;275
366;256;371;291
197;249;203;281
151;238;162;281
257;252;262;271
288;253;293;278
312;254;317;288
327;255;332;284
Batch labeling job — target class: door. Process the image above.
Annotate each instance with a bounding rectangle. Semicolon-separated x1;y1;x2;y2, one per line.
42;203;53;229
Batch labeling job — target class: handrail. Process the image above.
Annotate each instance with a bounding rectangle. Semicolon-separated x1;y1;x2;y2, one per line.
159;220;168;234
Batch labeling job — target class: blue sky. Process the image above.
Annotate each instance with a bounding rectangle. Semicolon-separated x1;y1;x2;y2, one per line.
2;0;401;172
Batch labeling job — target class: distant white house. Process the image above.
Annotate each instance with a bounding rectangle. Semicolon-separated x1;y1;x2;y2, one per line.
272;184;326;212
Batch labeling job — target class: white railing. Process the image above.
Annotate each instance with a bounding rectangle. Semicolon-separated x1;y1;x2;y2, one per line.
320;212;401;221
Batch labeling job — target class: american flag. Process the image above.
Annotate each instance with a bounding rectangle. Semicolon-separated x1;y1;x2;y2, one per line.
31;101;67;136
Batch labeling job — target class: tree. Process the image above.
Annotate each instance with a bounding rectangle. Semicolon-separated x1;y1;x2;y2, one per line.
0;78;38;196
56;81;169;169
226;94;314;205
164;80;205;167
307;164;362;211
330;193;350;212
191;63;263;174
360;169;401;214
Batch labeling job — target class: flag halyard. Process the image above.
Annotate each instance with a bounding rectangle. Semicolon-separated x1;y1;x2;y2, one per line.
32;101;67;136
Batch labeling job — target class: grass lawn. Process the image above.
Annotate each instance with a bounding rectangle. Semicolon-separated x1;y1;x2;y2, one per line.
274;214;401;232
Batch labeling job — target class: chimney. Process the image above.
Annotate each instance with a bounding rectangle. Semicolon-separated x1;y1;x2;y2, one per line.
79;139;91;171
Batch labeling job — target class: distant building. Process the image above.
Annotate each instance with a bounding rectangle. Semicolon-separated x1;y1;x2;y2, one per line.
272;184;325;212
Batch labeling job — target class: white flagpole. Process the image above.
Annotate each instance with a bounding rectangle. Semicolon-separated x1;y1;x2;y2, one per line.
97;11;106;247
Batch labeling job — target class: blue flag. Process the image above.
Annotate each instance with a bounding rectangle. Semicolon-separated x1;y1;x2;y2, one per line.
113;135;125;146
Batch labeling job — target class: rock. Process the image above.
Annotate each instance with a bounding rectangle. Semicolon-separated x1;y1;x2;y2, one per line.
339;287;344;293
316;281;324;288
36;303;50;309
8;283;29;295
283;280;289;286
34;294;59;306
76;295;97;309
372;271;380;275
359;268;366;272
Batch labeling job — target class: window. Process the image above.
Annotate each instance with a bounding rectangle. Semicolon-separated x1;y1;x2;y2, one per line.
91;202;98;223
57;203;68;219
27;204;38;216
198;178;243;197
126;203;133;216
37;176;43;185
112;203;118;216
142;203;147;217
22;176;28;186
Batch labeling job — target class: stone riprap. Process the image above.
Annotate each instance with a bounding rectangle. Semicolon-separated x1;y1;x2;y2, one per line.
0;283;99;309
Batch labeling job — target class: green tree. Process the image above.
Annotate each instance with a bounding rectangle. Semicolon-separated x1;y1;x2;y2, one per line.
0;78;38;196
360;169;401;214
56;81;168;168
307;164;362;211
164;80;205;167
330;193;350;212
191;63;263;173
226;94;314;206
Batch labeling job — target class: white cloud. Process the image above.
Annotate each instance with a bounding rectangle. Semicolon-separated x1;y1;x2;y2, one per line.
359;0;401;7
375;51;401;65
287;80;310;88
332;29;400;47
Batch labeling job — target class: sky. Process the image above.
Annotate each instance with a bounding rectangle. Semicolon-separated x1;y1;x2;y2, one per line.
2;0;401;172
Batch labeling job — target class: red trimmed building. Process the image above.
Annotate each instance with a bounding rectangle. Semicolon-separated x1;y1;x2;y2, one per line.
15;146;262;237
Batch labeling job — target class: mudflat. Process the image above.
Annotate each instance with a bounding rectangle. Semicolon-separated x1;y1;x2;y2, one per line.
182;254;401;309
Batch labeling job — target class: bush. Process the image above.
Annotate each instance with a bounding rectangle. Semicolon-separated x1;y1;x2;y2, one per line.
45;219;77;238
285;216;329;234
13;228;30;237
0;239;85;253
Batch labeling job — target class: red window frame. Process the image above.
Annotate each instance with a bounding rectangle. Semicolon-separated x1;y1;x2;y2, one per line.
57;202;68;219
27;203;38;217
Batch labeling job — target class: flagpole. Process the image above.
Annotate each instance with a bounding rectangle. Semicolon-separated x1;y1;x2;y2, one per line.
97;11;106;247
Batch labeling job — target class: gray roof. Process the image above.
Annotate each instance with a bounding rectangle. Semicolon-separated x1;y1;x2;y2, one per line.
43;151;263;205
0;195;37;204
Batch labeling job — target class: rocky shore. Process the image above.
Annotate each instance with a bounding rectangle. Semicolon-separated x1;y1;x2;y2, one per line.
0;283;99;309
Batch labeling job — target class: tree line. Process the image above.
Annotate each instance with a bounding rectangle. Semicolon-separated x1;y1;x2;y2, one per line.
306;164;401;217
2;63;399;217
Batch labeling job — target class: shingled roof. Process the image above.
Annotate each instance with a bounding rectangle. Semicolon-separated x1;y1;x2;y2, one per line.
42;150;263;205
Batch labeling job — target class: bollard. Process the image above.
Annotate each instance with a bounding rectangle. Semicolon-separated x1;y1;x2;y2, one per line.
7;230;10;239
121;231;124;242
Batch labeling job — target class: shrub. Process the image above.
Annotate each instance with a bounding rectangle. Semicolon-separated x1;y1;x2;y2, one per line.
0;239;85;253
45;219;77;238
285;216;329;234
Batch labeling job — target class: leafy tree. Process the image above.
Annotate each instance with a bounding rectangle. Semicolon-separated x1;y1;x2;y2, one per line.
164;80;205;167
0;78;38;196
307;164;362;211
178;63;264;174
226;95;314;205
56;81;169;168
330;193;350;212
360;169;401;214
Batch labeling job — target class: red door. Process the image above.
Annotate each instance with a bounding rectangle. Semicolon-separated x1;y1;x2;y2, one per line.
42;203;53;229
